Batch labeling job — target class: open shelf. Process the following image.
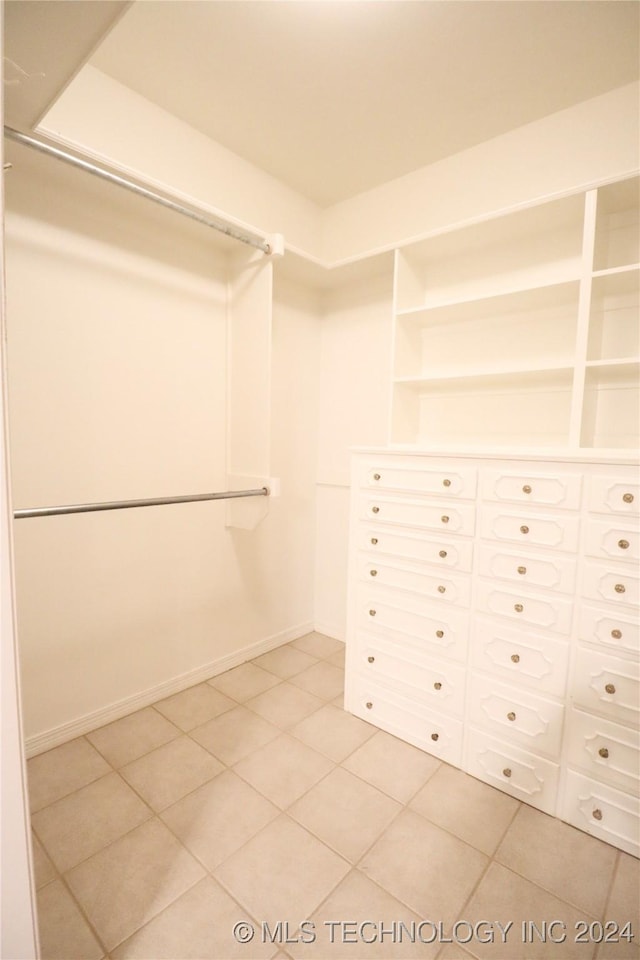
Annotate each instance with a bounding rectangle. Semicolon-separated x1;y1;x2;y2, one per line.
593;176;640;272
587;267;639;363
580;362;640;449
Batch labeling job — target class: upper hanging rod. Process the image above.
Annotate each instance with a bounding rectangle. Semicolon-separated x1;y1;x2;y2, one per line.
4;126;273;254
14;486;269;520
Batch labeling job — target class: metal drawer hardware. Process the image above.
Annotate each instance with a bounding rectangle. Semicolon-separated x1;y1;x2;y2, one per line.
366;702;373;710
373;473;381;481
370;537;378;545
618;539;630;550
502;768;512;778
433;682;442;691
441;515;450;524
517;566;527;575
514;603;524;613
522;485;532;494
614;583;626;593
437;585;446;594
593;808;603;821
430;733;439;742
605;683;616;695
611;628;622;639
439;550;447;558
598;747;610;759
367;656;375;663
372;506;380;514
507;711;516;721
436;629;444;638
623;493;634;503
443;478;451;487
510;653;520;663
520;525;529;534
369;609;376;617
370;569;378;577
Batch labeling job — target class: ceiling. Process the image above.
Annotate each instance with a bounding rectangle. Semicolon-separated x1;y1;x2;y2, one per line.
5;1;640;208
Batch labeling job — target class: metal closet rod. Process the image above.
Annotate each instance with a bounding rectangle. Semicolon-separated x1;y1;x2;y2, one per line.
14;487;270;520
3;126;272;254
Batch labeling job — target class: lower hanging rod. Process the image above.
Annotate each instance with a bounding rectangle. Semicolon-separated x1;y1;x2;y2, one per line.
14;487;269;519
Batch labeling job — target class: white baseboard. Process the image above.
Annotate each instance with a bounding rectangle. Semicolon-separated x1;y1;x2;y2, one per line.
313;621;345;643
25;621;314;758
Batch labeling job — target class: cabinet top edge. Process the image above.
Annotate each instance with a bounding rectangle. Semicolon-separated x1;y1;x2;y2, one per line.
350;446;640;466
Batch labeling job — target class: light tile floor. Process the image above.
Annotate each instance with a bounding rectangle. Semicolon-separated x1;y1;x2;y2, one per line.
30;633;639;960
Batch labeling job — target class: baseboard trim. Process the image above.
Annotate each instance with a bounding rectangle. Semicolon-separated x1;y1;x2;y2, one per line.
24;621;314;758
313;621;345;643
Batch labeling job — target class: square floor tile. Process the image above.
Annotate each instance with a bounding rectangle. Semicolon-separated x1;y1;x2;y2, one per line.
597;853;640;960
190;705;280;765
327;647;346;669
290;703;376;762
111;876;274;959
289;662;345;701
409;764;520;855
289;767;401;862
27;737;111;812
37;879;104;960
153;683;235;731
66;818;205;951
359;809;488;922
245;682;324;729
32;772;151;873
86;708;180;768
120;736;224;811
253;645;318;679
343;731;441;803
161;770;279;871
496;804;618;917
233;734;333;809
208;662;280;702
32;832;57;889
290;633;345;660
214;815;350;930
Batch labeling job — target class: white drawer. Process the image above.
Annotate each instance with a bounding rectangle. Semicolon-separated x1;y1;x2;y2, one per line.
356;586;469;663
584;518;640;563
560;770;639;858
472;618;570;698
582;560;639;607
357;635;466;717
358;460;477;498
360;494;475;536
478;543;576;594
465;728;560;814
578;604;639;657
476;580;573;635
358;557;471;607
589;475;640;517
356;526;474;572
482;468;581;509
566;707;640;797
572;648;640;726
347;676;463;766
480;506;579;552
469;676;564;757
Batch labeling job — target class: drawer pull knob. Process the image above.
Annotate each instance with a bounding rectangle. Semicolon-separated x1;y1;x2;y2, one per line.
614;583;625;594
441;515;450;524
623;493;634;504
436;629;444;638
439;550;448;558
367;656;375;663
618;539;630;550
611;628;622;639
433;681;442;691
502;767;512;778
605;683;616;695
443;478;451;487
369;609;376;617
522;485;532;494
598;747;609;759
514;603;524;613
517;566;527;575
370;537;378;545
430;732;439;742
373;473;381;481
365;701;373;710
437;585;446;594
510;653;520;663
593;808;603;821
520;525;529;535
370;569;378;577
507;711;516;721
372;506;380;514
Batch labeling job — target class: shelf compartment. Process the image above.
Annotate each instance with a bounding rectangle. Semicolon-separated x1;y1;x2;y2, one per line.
587;267;639;362
395;193;584;313
580;362;640;449
593;176;640;272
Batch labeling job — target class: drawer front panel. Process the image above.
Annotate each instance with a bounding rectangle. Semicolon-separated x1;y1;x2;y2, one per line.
589;477;640;517
360;495;475;535
560;770;640;858
578;604;640;656
356;526;474;572
359;558;471;606
348;677;463;765
581;561;639;607
584;519;640;563
359;462;477;499
356;587;469;662
572;648;640;725
566;708;640;796
472;618;570;698
469;676;564;757
482;469;581;508
465;728;559;814
478;543;576;594
480;507;580;552
476;580;573;634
